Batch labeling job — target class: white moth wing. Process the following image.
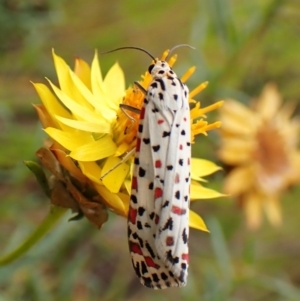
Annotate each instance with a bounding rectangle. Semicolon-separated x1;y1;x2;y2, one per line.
128;61;191;289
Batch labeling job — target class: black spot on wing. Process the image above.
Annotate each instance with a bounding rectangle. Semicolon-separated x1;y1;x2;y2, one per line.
131;194;137;204
139;167;146;177
138;207;145;216
143;138;150;144
182;228;188;244
150;82;158;89
156;79;166;91
161;217;173;231
152;145;160;152
145;242;156;258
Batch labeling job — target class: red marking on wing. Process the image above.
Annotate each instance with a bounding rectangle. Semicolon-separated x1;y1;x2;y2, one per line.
140;107;145;120
179;144;183;150
155;160;162;168
172;206;187;215
132;176;137;190
175;173;180;183
136;138;141;152
157;119;164;124
182;253;189;262
154;187;163;199
183;117;187;121
187;157;190;165
128;208;137;224
166;236;174;246
155;214;159;224
145;256;160;269
130;242;143;255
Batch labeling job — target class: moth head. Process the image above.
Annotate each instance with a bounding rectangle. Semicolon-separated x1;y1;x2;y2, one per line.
148;60;173;78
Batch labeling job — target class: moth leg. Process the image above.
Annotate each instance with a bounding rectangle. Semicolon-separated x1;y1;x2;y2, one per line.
100;148;136;180
134;81;147;95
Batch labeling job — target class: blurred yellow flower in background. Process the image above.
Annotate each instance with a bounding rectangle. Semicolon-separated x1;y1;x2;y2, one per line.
32;49;223;231
218;83;300;229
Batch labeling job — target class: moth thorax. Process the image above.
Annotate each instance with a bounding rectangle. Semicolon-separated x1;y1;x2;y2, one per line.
150;61;172;78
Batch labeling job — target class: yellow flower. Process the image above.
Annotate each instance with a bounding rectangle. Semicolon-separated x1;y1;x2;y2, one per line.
218;83;300;229
33;49;223;231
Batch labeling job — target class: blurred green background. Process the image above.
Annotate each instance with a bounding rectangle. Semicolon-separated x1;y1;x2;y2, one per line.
1;0;300;300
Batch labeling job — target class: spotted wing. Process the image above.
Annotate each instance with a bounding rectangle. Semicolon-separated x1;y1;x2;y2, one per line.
128;75;191;289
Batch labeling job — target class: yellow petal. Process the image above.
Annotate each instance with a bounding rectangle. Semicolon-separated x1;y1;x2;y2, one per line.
103;62;125;109
114;143;130;157
220;99;258;134
44;127;94;150
69;69;112;116
256;83;282;120
90;60;122;123
52;49;74;97
101;157;130;193
218;138;254;165
116;192;130;216
74;57;91;89
191;182;225;200
189;210;209;232
78;161;102;184
91;50;103;86
70;135;117;161
47;79;108;124
32;83;72;130
94;184;127;216
124;179;132;195
244;192;262;230
224;166;254;196
263;195;282;226
33;104;57;128
55;115;111;134
52;49;91;108
191;158;221;180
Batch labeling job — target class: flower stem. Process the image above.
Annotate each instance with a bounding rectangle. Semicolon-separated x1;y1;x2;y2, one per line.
0;206;67;266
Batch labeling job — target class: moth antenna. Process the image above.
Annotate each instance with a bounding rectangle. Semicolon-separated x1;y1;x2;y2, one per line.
101;46;156;61
166;44;195;60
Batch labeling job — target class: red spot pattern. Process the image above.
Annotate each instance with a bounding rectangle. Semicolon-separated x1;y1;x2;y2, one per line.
183;117;187;121
166;236;174;246
130;242;143;255
187;157;190;165
175;173;180;183
155;160;162;168
182;253;189;262
155;214;159;224
145;256;160;269
179;144;183;150
128;208;137;224
140;107;145;120
157;119;164;124
154;187;163;199
172;205;187;215
132;176;137;190
136;138;141;152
